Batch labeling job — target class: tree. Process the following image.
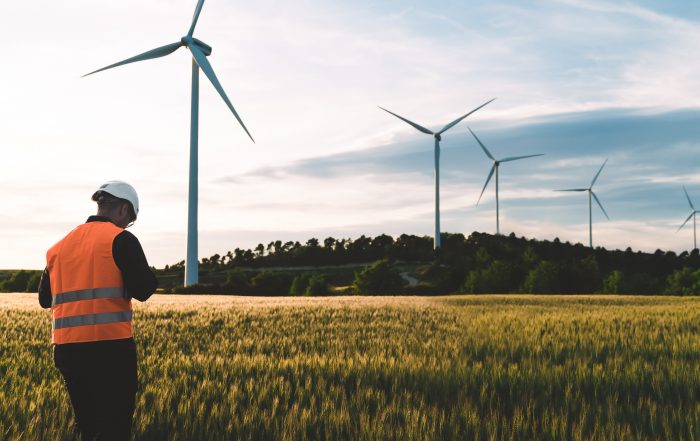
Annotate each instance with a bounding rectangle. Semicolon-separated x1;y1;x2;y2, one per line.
463;260;520;294
224;268;251;293
251;271;293;295
289;273;312;295
305;274;329;295
666;267;700;295
254;243;265;258
0;270;39;293
523;261;561;294
603;270;624;294
569;255;601;293
353;259;404;295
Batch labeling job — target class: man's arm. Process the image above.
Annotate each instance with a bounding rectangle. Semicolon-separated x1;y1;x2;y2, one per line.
113;231;158;301
38;268;52;309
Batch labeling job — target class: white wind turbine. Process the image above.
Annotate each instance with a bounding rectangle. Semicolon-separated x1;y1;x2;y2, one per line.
469;127;543;235
677;186;697;250
379;98;496;249
556;159;609;248
83;0;254;286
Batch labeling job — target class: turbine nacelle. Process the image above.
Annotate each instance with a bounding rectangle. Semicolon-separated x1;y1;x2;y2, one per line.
469;126;543;208
434;133;442;141
181;36;212;56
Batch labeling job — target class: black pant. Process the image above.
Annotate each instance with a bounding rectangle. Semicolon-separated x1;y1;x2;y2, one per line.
54;338;137;441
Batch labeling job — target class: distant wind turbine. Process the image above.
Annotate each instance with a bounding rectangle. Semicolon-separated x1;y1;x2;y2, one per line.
469;127;543;235
556;159;609;248
379;98;496;249
83;0;255;286
677;186;697;250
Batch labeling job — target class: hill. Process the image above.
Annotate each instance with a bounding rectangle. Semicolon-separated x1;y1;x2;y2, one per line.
3;232;699;295
155;232;700;295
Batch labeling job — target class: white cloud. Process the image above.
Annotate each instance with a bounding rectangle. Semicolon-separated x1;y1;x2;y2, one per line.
2;0;700;268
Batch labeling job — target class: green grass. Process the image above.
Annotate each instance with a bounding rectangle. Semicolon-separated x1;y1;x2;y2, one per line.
2;294;700;440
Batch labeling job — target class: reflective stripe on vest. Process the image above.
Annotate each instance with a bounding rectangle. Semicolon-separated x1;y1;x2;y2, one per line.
52;287;126;307
46;221;133;344
53;310;133;330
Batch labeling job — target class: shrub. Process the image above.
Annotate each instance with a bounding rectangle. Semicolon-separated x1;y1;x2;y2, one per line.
665;267;700;295
0;270;41;293
305;273;329;295
603;270;662;294
224;268;252;294
522;261;561;294
251;271;293;296
353;259;404;295
289;273;312;295
463;260;520;294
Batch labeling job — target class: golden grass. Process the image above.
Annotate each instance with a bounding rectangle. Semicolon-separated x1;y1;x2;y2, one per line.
2;293;700;440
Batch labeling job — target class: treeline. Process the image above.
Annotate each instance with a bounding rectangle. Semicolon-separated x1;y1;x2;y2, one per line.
0;270;41;293
166;259;408;296
160;232;700;295
3;232;700;295
163;234;434;271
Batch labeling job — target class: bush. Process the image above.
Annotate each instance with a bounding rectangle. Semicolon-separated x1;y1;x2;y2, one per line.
419;262;466;292
289;273;312;295
305;274;329;295
522;261;561;294
170;283;223;294
463;260;520;294
665;267;700;295
26;272;41;292
224;268;252;294
0;270;41;293
569;255;601;293
603;270;662;294
251;271;293;296
352;259;405;295
603;270;624;294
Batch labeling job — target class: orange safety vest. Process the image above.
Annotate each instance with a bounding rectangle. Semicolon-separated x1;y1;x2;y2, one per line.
46;221;133;345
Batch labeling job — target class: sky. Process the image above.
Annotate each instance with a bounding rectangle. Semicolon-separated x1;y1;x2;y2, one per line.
1;0;700;269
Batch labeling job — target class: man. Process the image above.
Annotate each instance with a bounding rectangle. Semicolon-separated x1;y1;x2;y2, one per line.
38;180;158;441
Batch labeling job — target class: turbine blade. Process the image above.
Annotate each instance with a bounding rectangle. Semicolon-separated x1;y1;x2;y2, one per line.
188;0;206;37
378;107;433;135
468;127;494;160
477;164;496;205
683;185;696;210
82;42;183;77
590;158;608;188
591;191;609;220
189;45;255;143
678;212;694;232
437;97;496;135
555;188;588;192
500;153;544;163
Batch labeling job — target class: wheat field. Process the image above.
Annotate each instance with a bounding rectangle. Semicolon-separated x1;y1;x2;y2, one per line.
1;293;700;440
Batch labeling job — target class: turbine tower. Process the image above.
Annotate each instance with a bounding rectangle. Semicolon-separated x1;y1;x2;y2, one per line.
83;0;255;286
556;159;609;248
378;98;495;249
469;127;543;235
677;186;697;250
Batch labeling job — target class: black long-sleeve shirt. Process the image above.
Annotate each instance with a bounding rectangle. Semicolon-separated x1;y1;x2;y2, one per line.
39;216;158;308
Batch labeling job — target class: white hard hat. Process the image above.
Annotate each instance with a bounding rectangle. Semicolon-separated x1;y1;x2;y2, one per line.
92;180;139;218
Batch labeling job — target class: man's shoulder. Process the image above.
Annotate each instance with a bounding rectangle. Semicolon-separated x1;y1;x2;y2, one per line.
114;229;142;249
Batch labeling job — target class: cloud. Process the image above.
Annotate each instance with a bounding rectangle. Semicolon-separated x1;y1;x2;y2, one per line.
3;0;700;268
